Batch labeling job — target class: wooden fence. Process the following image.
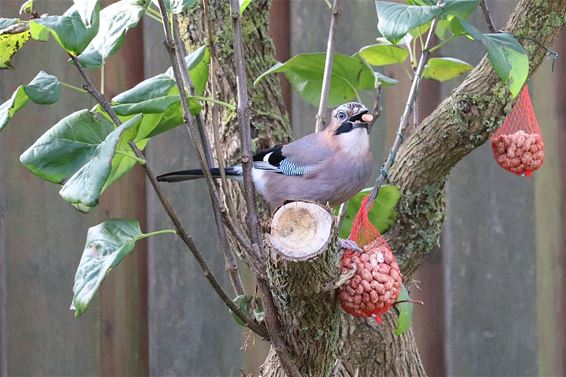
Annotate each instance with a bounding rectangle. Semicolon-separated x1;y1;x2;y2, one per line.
0;0;564;376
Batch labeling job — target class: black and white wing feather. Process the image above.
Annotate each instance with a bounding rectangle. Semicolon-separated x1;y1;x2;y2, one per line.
253;145;314;176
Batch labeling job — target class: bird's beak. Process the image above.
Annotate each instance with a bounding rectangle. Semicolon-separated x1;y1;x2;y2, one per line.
349;109;373;133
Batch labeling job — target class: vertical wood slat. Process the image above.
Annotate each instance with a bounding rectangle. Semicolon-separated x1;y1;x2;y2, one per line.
0;0;148;375
443;2;538;376
534;30;566;377
97;8;149;376
143;18;246;377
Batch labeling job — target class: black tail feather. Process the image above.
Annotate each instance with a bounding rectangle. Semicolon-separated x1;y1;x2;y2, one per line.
157;167;240;182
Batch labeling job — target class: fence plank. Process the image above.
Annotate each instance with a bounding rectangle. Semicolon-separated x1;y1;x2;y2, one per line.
442;2;539;376
143;18;246;377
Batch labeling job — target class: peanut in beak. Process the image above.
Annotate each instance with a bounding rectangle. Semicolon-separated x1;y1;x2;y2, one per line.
361;114;373;123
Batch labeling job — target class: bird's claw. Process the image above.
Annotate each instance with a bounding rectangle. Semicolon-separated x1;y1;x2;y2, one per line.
339;238;363;253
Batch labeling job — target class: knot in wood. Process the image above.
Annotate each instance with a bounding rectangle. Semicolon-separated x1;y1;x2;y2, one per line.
457;100;472;114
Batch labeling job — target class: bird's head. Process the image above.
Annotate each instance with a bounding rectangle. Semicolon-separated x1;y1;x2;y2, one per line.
326;102;373;155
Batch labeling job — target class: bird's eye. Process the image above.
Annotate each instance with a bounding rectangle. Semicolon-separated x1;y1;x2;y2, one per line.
337;111;348;121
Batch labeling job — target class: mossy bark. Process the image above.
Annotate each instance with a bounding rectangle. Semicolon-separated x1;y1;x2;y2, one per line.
180;0;566;375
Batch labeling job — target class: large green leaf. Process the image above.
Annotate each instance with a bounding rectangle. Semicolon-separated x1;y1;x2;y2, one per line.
20;111;143;211
423;57;473;81
460;20;528;97
30;5;99;55
338;185;402;238
77;0;149;68
0;22;31;69
255;53;376;107
73;0;100;27
376;1;442;43
0;71;60;132
152;0;197;14
71;219;174;316
395;284;414;336
112;46;209;136
358;40;409;66
443;0;479;18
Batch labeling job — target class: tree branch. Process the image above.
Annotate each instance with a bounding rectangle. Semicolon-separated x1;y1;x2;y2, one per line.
315;0;342;132
68;54;267;339
479;0;498;33
385;0;566;276
171;15;245;296
228;1;302;376
154;1;265;275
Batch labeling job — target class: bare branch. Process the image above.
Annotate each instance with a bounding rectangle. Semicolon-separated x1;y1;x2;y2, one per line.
68;54;267;338
315;0;342;132
479;0;498;33
367;10;440;207
228;1;302;376
171;15;245;296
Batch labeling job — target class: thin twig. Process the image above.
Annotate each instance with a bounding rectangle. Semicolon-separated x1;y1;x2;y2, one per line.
479;0;497;33
155;3;263;273
367;8;441;207
228;1;301;376
336;201;348;231
202;0;238;220
315;0;342;132
69;54;267;339
171;15;245;296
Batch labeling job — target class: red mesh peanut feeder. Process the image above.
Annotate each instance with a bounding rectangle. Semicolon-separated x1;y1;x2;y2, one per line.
491;85;544;176
339;196;402;323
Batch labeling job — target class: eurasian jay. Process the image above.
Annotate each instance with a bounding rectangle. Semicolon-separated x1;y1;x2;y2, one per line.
157;102;375;210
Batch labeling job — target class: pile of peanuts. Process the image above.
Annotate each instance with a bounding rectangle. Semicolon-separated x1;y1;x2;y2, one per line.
339;239;402;319
492;130;544;175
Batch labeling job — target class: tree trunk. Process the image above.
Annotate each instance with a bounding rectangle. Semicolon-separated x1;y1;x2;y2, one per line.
260;202;340;377
181;0;566;375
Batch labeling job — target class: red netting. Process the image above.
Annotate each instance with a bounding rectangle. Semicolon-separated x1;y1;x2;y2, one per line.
491;85;544;176
339;195;402;323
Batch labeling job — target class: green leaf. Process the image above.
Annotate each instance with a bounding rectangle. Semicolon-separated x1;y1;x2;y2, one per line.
112;46;209;136
358;40;409;66
240;0;252;14
338;185;402;238
31;5;99;55
19;0;33;15
59;114;143;210
0;71;60;132
71;220;173;316
0;18;19;30
423;57;473;81
77;0;149;68
395;284;413;336
460;20;528;97
442;0;479;18
0;24;31;69
152;0;197;14
231;295;264;327
255;53;375;107
20;110;143;211
376;1;442;44
73;0;100;27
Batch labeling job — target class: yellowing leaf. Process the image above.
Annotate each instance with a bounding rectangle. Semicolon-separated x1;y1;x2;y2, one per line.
0;29;30;69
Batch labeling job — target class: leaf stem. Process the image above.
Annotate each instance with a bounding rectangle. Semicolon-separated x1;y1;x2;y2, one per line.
115;150;146;165
429;35;457;53
138;229;177;240
315;0;342;132
145;11;163;24
187;95;236;110
60;81;87;94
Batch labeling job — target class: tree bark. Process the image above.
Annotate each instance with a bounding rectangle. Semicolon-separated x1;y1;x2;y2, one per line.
181;0;566;375
260;202;340;377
